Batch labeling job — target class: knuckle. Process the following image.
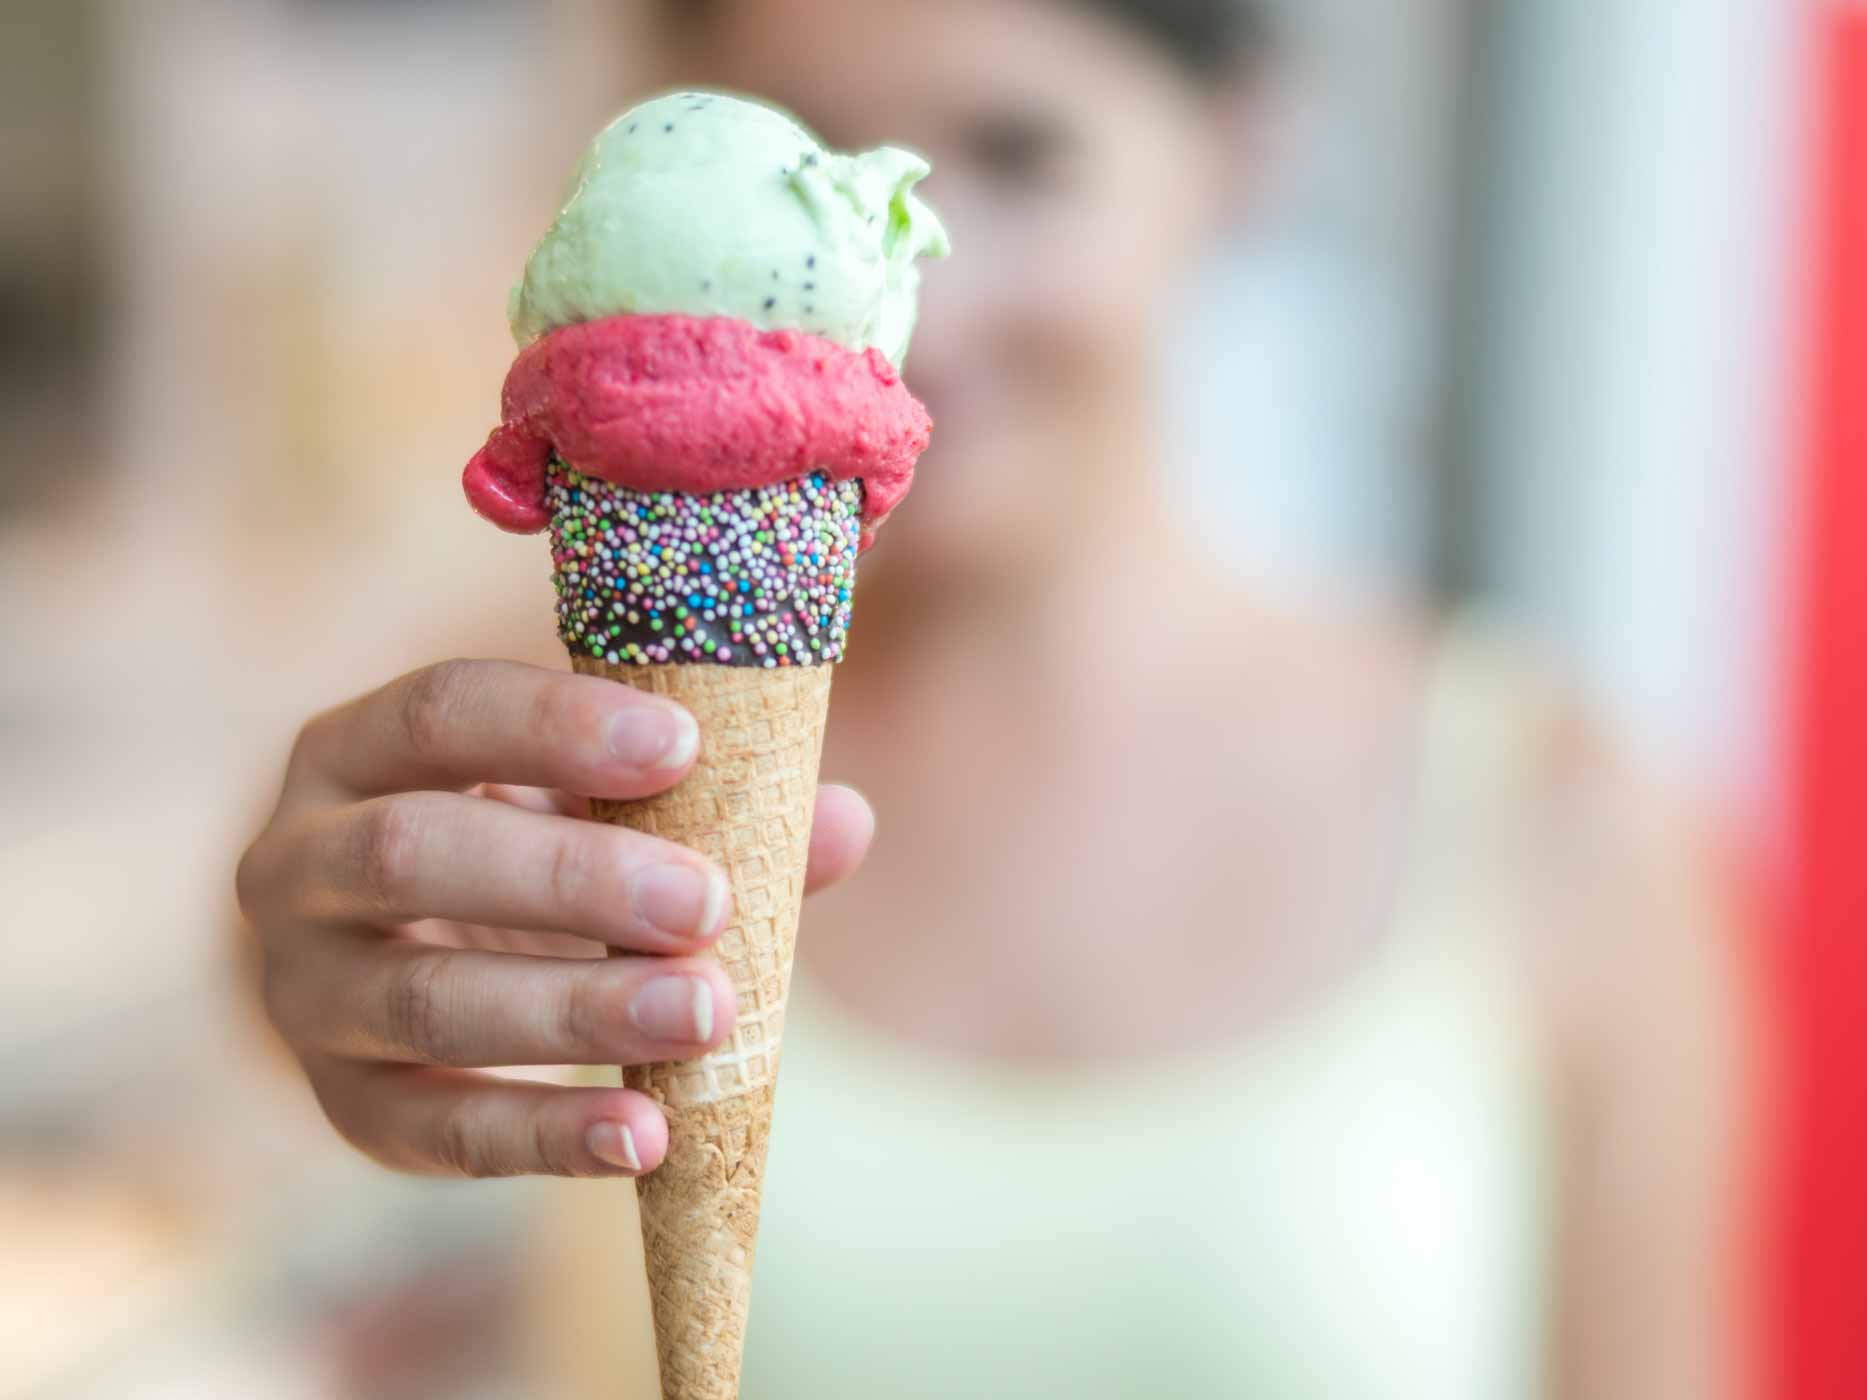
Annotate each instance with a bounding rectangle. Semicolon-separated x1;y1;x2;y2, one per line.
302;1063;391;1169
384;951;452;1063
399;659;472;758
545;826;598;918
530;1109;580;1179
557;970;604;1062
354;798;424;917
233;837;274;922
525;674;580;749
435;1097;520;1179
308;1081;361;1149
288;707;337;778
433;1098;482;1176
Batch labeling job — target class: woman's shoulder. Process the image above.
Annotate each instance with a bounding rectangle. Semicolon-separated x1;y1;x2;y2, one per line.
1423;609;1755;1072
1431;609;1731;907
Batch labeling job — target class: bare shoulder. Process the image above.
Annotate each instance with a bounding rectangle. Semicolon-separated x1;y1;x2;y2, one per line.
1496;659;1757;1066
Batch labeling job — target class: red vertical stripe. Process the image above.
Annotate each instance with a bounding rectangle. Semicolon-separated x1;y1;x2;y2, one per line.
1783;6;1867;1398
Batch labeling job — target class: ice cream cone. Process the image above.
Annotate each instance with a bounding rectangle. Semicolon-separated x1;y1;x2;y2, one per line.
545;455;861;1400
575;658;831;1400
460;91;946;1399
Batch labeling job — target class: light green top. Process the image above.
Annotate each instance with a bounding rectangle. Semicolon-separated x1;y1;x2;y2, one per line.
508;92;950;365
744;625;1557;1398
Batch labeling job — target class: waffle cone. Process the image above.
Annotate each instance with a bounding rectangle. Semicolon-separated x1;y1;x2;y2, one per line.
574;657;833;1400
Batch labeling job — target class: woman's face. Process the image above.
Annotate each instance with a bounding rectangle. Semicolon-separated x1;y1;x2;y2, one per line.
656;0;1228;589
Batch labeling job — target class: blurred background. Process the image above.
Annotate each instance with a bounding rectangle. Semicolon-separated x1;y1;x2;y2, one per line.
1;0;1860;1396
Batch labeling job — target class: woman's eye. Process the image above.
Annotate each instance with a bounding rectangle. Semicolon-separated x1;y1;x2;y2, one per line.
964;112;1073;189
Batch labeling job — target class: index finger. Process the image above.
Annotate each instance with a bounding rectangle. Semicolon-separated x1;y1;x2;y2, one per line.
292;659;698;804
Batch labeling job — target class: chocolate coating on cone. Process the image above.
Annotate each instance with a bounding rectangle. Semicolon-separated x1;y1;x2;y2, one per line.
551;463;864;668
577;658;832;1400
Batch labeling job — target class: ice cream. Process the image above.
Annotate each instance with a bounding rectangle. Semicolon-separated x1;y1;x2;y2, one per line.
507;91;948;365
463;313;930;546
461;92;945;1400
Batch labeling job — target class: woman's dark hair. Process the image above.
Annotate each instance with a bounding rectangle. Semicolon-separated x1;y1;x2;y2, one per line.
1073;0;1268;80
659;0;1267;83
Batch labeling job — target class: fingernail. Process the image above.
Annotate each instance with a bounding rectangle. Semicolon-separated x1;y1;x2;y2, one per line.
587;1121;641;1172
607;704;699;771
632;864;729;940
629;975;717;1044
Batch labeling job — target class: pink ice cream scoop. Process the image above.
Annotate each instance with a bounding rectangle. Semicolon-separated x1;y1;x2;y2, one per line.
463;313;932;552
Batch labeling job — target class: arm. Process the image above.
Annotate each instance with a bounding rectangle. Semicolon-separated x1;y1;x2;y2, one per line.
1531;731;1762;1400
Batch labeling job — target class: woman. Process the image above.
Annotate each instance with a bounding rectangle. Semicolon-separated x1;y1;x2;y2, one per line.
237;0;1756;1394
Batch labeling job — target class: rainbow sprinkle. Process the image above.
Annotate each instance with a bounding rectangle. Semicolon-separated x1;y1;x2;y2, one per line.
546;462;863;668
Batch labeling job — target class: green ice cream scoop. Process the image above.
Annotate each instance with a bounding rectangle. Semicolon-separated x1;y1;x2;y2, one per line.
508;91;949;366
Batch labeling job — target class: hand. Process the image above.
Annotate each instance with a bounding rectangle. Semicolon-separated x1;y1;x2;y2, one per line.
235;659;873;1180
